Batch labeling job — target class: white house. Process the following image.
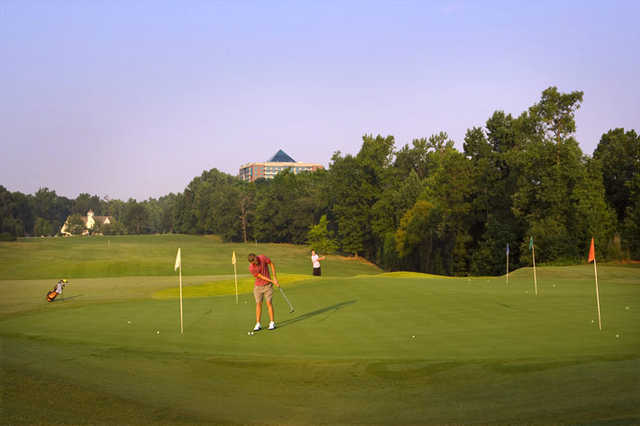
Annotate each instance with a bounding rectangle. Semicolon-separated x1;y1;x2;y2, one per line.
60;210;113;236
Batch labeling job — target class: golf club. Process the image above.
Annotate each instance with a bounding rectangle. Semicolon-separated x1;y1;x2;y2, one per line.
278;286;294;313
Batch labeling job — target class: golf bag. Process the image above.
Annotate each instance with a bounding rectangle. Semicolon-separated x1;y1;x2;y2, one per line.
46;279;68;302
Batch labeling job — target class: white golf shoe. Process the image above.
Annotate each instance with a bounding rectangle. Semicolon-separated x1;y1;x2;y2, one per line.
253;322;261;331
268;321;276;330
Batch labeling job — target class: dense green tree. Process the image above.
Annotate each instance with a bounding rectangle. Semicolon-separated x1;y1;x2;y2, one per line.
420;134;474;275
32;188;72;234
253;170;317;244
395;200;440;273
570;157;617;258
8;192;32;236
67;214;86;235
72;193;103;215
593;129;640;224
144;198;164;234
464;119;523;274
327;135;395;257
104;198;124;219
371;170;423;268
510;88;591;263
307;214;338;254
0;186;14;235
528;86;584;165
160;194;178;234
33;217;54;236
123;200;149;234
622;171;640;258
102;219;127;235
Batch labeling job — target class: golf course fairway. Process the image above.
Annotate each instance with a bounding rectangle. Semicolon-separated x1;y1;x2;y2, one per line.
1;236;639;424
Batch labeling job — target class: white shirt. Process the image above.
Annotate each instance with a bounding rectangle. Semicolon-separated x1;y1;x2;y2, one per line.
55;282;64;294
311;254;320;268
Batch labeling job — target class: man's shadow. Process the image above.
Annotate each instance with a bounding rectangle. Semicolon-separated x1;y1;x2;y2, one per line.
278;300;357;328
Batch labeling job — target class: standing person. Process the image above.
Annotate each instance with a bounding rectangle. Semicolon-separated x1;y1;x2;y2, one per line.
55;279;67;296
248;253;279;331
311;249;325;276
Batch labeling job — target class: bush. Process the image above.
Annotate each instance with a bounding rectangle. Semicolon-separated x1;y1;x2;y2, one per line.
0;232;17;241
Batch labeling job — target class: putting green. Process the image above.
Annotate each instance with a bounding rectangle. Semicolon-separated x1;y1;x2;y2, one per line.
2;265;639;424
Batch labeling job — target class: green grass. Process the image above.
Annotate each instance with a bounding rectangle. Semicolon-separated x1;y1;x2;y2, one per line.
0;234;379;279
1;236;639;424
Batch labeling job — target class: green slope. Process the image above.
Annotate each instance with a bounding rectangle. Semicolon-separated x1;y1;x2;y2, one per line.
0;234;380;279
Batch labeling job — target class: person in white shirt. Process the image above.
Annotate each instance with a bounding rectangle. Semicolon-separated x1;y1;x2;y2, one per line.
55;279;67;295
311;249;325;276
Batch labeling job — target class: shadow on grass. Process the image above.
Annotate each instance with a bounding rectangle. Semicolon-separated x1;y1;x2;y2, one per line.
56;295;83;302
278;300;357;328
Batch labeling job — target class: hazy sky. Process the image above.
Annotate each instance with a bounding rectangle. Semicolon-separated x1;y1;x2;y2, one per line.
2;1;639;201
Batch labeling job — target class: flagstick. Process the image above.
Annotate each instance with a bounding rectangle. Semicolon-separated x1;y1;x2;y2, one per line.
532;245;538;296
179;262;183;335
594;257;602;330
506;249;509;286
233;261;238;304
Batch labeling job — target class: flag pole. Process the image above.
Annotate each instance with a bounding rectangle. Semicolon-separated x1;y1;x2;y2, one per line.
232;251;238;304
506;244;509;286
179;260;183;335
532;244;538;296
175;248;183;335
594;256;602;330
589;238;602;331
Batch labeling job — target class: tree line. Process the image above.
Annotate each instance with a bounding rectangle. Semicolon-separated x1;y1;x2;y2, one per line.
1;87;638;275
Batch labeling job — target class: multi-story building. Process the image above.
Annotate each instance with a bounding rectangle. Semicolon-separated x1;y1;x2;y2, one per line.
238;150;324;182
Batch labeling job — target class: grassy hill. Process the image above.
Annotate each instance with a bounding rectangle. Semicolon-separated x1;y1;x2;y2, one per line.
1;236;639;424
0;234;379;279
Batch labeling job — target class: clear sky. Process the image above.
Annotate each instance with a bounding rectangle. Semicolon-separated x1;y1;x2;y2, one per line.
1;0;638;201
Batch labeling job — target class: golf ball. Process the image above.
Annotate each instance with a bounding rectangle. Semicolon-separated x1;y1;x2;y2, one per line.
616;334;620;339
127;321;131;324
156;330;160;334
412;335;415;338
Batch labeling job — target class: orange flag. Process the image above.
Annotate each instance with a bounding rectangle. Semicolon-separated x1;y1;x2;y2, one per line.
588;238;595;263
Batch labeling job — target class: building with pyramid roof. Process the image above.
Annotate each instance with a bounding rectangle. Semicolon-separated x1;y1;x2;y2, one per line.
239;150;323;182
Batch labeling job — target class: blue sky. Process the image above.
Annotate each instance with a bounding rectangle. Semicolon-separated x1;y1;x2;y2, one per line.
1;1;638;200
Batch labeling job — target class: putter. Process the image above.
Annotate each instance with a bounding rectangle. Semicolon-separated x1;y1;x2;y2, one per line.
278;286;294;313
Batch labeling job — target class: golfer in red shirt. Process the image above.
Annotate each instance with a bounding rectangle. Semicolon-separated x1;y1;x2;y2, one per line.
248;253;279;330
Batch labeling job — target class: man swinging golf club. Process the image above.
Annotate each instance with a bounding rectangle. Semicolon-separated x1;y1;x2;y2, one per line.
248;253;279;331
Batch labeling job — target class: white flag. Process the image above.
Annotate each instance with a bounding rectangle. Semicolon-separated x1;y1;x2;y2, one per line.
232;251;237;265
174;248;181;271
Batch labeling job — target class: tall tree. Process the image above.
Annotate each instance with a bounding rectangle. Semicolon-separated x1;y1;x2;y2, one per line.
528;86;584;165
510;87;589;262
123;199;149;234
593;128;640;223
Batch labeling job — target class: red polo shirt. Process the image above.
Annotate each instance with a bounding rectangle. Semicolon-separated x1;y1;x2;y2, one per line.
249;255;271;286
